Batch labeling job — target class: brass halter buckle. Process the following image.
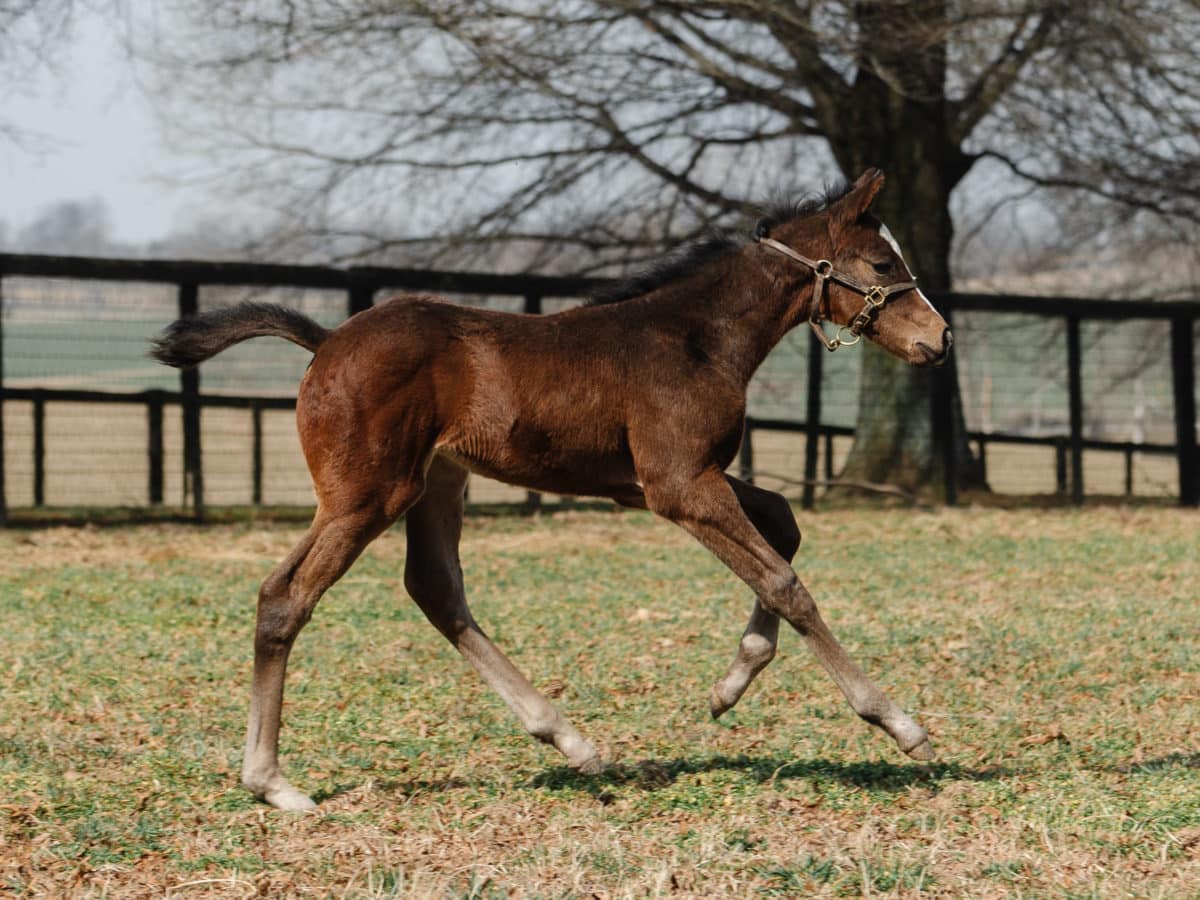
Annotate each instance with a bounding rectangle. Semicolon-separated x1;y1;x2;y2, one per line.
846;286;888;334
863;285;887;308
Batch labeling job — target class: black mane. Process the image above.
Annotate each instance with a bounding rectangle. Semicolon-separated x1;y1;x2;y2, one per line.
587;231;741;305
753;181;851;239
587;181;852;306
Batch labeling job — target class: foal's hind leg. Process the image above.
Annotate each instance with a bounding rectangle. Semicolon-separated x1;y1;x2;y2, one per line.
404;457;602;773
708;477;795;718
242;501;408;810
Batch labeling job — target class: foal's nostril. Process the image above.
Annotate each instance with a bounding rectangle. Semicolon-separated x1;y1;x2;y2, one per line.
915;327;953;367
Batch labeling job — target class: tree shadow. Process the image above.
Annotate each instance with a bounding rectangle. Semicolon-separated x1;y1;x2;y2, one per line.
529;753;1010;797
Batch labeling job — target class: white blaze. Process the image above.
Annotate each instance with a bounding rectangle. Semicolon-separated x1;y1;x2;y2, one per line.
879;223;937;312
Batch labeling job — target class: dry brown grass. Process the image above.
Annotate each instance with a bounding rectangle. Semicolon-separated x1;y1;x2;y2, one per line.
1;507;1198;897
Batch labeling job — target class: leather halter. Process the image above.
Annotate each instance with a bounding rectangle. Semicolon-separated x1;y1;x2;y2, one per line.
757;235;920;352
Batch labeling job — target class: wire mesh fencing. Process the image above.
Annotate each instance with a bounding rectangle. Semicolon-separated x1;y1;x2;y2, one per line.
1;252;1196;520
952;312;1183;497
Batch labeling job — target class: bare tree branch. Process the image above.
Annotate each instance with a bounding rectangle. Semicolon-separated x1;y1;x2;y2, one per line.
0;0;80;145
136;0;1200;271
950;4;1065;143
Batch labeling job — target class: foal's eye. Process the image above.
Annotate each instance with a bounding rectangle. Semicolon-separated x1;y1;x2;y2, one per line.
872;261;892;275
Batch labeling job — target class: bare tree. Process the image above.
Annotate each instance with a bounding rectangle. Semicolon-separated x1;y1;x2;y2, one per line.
0;0;80;146
15;196;116;254
139;0;1200;491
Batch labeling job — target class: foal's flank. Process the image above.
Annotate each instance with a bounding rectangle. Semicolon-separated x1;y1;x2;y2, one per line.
151;168;948;810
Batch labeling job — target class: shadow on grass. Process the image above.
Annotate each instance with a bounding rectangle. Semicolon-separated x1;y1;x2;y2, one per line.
530;754;1009;797
311;752;1193;806
1104;751;1200;775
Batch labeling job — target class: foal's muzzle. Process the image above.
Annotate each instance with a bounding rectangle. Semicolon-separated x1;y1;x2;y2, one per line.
916;328;953;367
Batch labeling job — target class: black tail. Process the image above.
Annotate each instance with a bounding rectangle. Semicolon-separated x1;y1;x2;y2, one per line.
150;302;331;369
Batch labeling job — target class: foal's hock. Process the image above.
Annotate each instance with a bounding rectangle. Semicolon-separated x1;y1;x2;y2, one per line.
152;169;951;810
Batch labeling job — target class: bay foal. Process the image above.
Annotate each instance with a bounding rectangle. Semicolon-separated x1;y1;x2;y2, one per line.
153;169;951;810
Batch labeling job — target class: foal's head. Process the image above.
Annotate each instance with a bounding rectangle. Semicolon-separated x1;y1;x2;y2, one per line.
762;169;952;366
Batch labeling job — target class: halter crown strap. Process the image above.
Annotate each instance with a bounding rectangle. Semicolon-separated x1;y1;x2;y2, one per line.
756;235;918;352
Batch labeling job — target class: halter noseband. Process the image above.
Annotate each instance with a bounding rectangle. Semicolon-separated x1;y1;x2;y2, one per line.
756;235;919;352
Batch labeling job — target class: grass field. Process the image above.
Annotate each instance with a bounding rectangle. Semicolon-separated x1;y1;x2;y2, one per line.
1;506;1197;897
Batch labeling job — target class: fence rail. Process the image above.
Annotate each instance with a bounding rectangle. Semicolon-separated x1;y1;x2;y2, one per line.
1;251;1196;522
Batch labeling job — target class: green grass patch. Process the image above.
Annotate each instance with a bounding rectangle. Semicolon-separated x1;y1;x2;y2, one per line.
1;507;1197;896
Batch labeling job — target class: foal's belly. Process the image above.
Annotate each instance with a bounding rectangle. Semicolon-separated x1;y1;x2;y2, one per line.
426;327;643;498
435;422;638;500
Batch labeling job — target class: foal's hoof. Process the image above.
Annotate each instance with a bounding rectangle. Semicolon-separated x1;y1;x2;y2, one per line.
263;785;318;812
904;738;935;762
569;754;604;776
709;690;729;719
709;684;738;719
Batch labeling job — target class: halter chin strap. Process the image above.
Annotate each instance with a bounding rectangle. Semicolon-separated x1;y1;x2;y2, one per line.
756;235;919;352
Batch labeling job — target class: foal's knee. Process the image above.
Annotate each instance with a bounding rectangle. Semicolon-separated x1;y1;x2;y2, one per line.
255;578;312;650
760;574;817;630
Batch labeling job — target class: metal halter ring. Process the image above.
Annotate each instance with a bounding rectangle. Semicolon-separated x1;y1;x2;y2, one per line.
833;327;862;347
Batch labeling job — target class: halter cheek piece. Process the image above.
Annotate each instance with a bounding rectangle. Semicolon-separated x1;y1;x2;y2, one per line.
756;235;919;352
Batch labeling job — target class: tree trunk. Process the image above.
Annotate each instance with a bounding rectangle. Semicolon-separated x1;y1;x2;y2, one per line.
806;0;984;495
835;148;983;493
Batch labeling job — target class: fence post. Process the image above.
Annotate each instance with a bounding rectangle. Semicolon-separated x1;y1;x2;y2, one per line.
802;333;824;509
1170;317;1198;506
0;263;6;526
931;308;957;506
739;419;755;484
147;391;164;505
32;391;45;506
251;400;264;506
1066;315;1084;505
348;271;375;317
179;283;204;521
523;293;543;513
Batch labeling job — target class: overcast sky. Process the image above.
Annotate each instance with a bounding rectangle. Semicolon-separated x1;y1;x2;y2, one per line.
0;12;198;246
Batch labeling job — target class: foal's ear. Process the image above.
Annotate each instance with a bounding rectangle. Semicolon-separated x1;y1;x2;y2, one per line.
829;168;886;240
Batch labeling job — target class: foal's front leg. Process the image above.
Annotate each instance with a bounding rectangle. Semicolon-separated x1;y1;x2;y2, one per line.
645;469;933;760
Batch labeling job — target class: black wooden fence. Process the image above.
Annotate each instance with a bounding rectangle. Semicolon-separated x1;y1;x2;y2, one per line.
0;251;1196;523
